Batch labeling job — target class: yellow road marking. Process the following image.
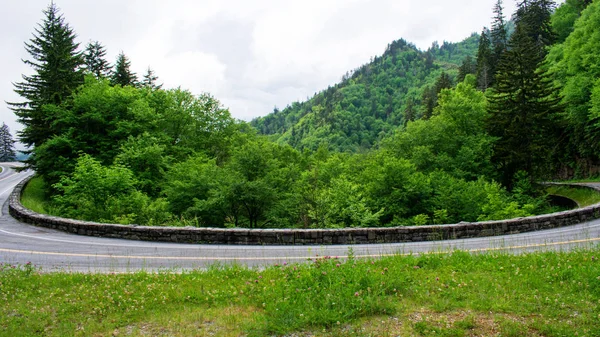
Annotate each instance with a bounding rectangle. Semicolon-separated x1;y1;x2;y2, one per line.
1;237;599;261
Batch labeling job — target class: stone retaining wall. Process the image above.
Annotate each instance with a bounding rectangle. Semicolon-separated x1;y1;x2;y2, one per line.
9;176;600;245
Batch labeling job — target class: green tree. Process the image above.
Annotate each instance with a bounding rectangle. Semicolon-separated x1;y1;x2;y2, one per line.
476;28;493;90
110;52;137;87
114;133;171;197
142;67;162;90
163;153;229;226
515;0;557;53
403;97;415;126
457;56;476;83
32;77;157;189
53;155;170;225
84;41;111;78
421;86;435;120
487;24;563;186
386;75;495;181
0;123;17;162
434;72;453;94
8;3;84;150
551;0;592;43
548;1;600;166
490;0;508;77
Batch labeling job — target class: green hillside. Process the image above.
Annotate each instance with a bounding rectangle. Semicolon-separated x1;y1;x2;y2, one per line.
251;34;479;152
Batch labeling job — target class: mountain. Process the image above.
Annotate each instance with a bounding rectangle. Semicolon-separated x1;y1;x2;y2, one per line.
251;33;480;152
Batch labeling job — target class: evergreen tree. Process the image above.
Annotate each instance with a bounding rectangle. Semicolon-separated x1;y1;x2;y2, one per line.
457;56;477;83
421;86;435;120
110;52;137;87
434;72;453;95
515;0;557;54
490;0;508;76
403;98;415;126
487;24;563;186
0;123;16;162
7;2;84;149
141;67;162;90
476;28;493;90
84;41;111;78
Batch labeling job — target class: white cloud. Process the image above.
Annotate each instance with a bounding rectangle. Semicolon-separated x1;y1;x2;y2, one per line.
0;0;563;141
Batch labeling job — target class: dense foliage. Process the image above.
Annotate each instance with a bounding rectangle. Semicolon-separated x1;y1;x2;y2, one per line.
250;35;479;152
30;76;540;228
11;0;600;228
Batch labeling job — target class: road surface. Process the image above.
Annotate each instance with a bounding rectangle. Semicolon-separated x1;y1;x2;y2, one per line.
0;164;599;272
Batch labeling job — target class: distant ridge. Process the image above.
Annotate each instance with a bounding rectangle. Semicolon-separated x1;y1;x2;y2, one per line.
251;33;479;152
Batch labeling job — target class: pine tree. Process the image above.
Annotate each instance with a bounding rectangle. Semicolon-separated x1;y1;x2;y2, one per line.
0;123;17;162
476;28;493;91
403;98;415;126
421;86;435;120
110;52;137;87
515;0;557;54
487;23;563;186
457;56;476;83
490;0;508;75
84;41;111;78
141;67;162;90
7;2;84;149
434;72;453;94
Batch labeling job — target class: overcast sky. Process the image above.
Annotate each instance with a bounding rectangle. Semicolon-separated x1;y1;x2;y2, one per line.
2;0;556;146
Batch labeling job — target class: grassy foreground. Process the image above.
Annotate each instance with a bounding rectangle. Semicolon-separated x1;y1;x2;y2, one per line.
2;249;600;336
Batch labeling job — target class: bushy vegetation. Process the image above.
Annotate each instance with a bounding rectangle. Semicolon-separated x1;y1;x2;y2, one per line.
250;35;479;152
2;248;599;336
546;185;600;207
12;1;600;228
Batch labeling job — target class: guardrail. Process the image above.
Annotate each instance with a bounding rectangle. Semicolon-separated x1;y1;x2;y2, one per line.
9;176;600;245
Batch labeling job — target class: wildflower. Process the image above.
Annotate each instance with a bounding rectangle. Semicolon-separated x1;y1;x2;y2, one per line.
354;292;360;296
336;263;341;268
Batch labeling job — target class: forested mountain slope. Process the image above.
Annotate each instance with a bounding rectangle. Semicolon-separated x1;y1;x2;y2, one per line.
250;34;479;152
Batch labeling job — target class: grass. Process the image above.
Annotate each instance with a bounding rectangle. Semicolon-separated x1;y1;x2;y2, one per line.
561;177;600;183
2;248;600;336
19;176;51;214
546;185;600;207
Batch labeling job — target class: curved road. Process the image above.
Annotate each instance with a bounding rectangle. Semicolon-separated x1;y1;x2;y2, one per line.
0;164;599;272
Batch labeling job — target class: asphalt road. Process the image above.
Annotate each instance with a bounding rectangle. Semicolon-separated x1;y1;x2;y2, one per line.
0;164;599;273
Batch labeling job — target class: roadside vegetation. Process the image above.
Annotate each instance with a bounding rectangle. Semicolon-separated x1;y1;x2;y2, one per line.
546;185;600;207
10;1;600;229
2;248;599;336
20;176;51;214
